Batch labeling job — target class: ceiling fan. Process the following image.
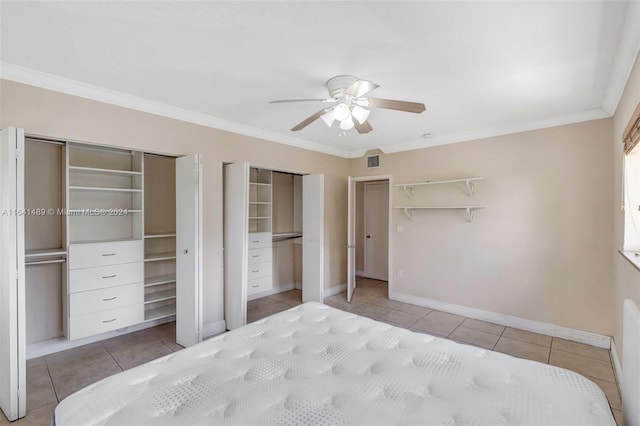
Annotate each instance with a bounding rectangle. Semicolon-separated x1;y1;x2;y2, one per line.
270;75;426;134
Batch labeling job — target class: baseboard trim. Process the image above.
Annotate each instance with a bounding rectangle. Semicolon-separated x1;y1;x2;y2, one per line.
356;270;365;277
390;291;612;349
611;339;623;387
325;283;346;298
27;316;175;359
247;283;296;301
203;320;227;339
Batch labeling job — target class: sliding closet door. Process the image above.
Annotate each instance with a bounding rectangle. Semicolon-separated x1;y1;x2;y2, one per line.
175;155;203;347
302;174;324;303
0;127;26;421
224;162;249;329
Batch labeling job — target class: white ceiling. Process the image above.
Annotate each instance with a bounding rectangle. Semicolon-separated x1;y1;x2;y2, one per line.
1;1;639;158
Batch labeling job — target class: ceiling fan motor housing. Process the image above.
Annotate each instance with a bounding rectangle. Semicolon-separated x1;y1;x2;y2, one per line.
327;75;359;99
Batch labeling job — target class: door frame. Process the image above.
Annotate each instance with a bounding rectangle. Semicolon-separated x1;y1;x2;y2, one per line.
363;181;389;281
347;174;393;300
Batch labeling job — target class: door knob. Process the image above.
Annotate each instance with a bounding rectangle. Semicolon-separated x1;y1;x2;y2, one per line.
183;249;189;254
366;235;371;239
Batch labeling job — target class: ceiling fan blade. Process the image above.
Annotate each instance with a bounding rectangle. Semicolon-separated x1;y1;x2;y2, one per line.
366;98;426;113
344;79;379;98
354;120;373;134
291;109;329;131
270;98;335;104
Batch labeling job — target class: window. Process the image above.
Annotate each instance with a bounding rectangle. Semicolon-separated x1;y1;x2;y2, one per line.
623;102;640;251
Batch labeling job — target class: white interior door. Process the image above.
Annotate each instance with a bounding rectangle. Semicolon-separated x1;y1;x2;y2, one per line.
302;174;324;303
175;155;203;347
224;162;249;329
346;177;356;303
0;127;26;421
364;182;389;281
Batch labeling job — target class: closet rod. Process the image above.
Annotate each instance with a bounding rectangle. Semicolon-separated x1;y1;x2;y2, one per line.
26;259;66;266
25;137;66;146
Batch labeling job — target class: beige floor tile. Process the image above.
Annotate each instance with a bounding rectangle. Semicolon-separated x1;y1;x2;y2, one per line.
612;409;623;426
163;341;185;352
324;300;357;312
354;279;383;289
549;349;616;383
587;375;622;410
551;338;611;362
26;358;57;410
247;309;270;323
494;336;550;363
351;303;392;320
393;303;432;317
0;411;8;424
412;311;465;337
109;340;173;370
260;300;293;315
460;318;505;336
502;327;552;347
324;293;349;304
369;297;403;309
378;310;422;327
351;288;381;303
408;327;444;339
102;328;163;353
13;402;56;426
449;326;500;350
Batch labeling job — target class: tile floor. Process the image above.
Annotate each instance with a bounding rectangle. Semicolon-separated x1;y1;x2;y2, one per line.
3;278;624;425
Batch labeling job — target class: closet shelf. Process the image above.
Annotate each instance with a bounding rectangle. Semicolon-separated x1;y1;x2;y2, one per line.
250;182;271;187
25;248;67;258
249;202;271;205
395;177;484;199
144;290;176;304
272;232;303;242
69;186;142;193
144;233;176;239
68;166;142;176
69;237;142;245
144;252;177;262
66;209;142;214
394;205;486;222
144;304;176;322
145;273;177;287
249;216;272;220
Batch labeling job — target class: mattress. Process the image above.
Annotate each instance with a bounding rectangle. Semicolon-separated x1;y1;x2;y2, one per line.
54;302;615;425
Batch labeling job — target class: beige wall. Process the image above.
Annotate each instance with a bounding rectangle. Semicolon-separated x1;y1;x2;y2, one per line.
350;119;615;336
0;80;350;327
613;52;640;359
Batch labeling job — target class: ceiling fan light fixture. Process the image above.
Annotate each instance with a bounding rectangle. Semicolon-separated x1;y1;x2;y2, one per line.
321;110;335;127
333;103;351;122
339;117;355;130
351;105;370;124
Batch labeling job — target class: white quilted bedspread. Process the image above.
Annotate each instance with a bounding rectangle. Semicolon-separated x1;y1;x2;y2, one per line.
55;302;615;425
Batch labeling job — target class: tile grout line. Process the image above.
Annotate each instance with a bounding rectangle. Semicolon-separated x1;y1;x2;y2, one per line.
43;356;61;404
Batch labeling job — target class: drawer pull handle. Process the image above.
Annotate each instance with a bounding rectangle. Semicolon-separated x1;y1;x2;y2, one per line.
102;275;117;279
252;269;259;273
103;297;117;301
102;253;116;257
252;255;260;258
252;285;259;288
251;240;259;243
102;318;116;323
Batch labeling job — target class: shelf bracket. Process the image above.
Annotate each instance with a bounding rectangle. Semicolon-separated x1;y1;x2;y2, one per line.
465;179;476;196
465;207;475;222
402;185;414;199
403;207;414;221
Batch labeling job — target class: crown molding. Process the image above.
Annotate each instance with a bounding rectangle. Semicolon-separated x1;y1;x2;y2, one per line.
380;107;611;154
601;0;640;115
0;62;353;158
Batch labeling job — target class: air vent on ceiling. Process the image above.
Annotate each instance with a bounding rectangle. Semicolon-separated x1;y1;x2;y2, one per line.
366;154;380;169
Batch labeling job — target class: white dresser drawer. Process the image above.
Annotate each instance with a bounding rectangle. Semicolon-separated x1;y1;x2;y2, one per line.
68;304;143;341
247;276;273;296
247;262;272;280
69;283;143;317
69;262;143;293
248;232;272;250
69;240;143;270
248;247;272;265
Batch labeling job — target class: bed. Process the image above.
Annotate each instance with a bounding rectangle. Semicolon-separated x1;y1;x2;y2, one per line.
54;302;615;425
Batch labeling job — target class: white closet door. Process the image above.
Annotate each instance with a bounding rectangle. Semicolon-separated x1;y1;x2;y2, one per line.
346;176;356;303
175;155;203;347
224;162;249;330
302;174;324;303
0;127;26;421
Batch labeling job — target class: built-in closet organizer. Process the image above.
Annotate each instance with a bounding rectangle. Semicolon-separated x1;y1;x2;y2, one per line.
143;154;177;322
66;144;145;340
247;168;273;297
24;139;67;345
